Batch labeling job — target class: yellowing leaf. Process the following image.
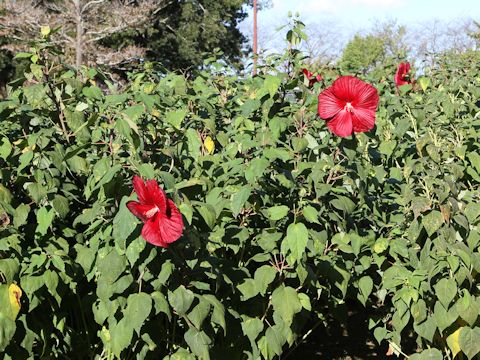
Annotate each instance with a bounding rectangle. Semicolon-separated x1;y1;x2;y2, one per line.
8;284;22;319
204;136;215;154
446;327;462;358
21;144;36;154
151;109;161;118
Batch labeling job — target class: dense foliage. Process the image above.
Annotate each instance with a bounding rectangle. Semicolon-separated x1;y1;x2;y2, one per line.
1;29;480;359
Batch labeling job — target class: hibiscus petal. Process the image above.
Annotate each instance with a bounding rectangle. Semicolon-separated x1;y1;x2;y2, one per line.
318;87;343;119
145;179;167;212
352;108;376;133
332;76;363;102
158;199;184;244
354;82;379;112
326;110;353;137
132;176;148;203
141;217;167;247
126;201;153;222
302;68;312;78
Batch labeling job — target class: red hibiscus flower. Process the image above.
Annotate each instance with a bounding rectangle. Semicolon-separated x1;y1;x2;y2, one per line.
303;68;322;87
394;62;412;86
317;76;379;138
127;176;183;247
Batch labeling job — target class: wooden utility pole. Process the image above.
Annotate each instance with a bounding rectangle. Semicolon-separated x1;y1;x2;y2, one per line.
252;0;258;75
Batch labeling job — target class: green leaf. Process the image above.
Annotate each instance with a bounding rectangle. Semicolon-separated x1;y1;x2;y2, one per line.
188;298;211;329
434;278;457;309
0;260;19;284
97;249;126;285
186;129;202;161
13;204;30;228
168;286;194;316
331;196;355;214
263;75;281;97
123;293;152;334
281;222;309;263
413;317;437;342
202;295;226;334
184;328;211;360
271;285;301;326
358;276;373;305
302;205;319;224
195;202;216;229
0;313;16;352
408;348;442;360
265;326;284;357
434;301;458;334
166;109;187;130
52;195;69;218
459;327;480;360
27;182;46;203
266;205;289;221
113;196;137;250
75;102;89;112
373;327;387;344
0;138;11;160
110;318;133;357
152;291;171;319
230;186;251;217
36;207;55;235
298;293;311;311
238;279;258;301
16;151;33;174
242;316;263;344
245;158;269;183
422;210;444;236
254;265;276;295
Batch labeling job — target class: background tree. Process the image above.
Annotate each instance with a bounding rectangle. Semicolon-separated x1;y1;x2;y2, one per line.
111;0;252;71
338;33;387;74
0;0;169;67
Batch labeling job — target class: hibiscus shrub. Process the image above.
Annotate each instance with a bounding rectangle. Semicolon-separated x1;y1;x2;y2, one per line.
1;32;480;359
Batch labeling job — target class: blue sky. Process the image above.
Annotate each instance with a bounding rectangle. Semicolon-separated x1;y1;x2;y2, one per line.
250;0;480;27
239;0;480;48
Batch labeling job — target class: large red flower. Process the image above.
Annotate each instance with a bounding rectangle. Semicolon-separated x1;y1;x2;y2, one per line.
317;76;379;138
127;176;183;247
302;68;322;87
394;62;412;86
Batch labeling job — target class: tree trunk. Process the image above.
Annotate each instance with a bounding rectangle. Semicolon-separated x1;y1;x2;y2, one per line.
74;0;83;67
252;0;257;76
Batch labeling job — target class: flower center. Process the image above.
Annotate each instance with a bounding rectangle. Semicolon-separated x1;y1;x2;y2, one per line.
145;206;160;219
344;102;354;112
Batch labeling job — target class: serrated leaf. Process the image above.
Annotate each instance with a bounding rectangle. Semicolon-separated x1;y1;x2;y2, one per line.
36;207;55;235
113;196;137;250
281;222;308;263
422;210;444;236
231;186;251;217
123;293;152;334
254;265;276;295
266;205;289;221
168;286;194;316
271;285;301;326
302;205;319;224
184;328;211;360
166;109;187;130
